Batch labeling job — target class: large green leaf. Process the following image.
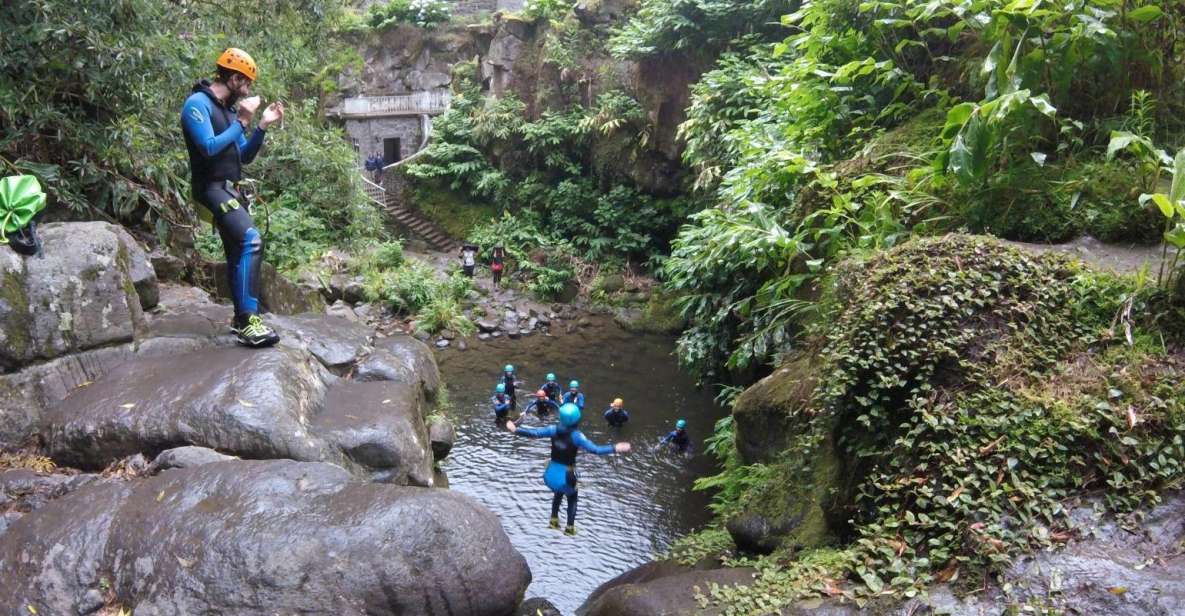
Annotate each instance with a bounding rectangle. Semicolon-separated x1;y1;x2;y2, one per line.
1127;5;1163;23
1169;149;1185;205
949;114;990;184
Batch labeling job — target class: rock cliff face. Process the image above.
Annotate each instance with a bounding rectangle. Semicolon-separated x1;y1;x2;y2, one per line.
0;222;525;615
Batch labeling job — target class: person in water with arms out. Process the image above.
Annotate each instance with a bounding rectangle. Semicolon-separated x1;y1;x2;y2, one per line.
603;398;629;427
661;419;692;454
540;372;562;403
505;403;630;535
562;380;585;409
181;48;284;348
523;389;560;417
492;383;513;420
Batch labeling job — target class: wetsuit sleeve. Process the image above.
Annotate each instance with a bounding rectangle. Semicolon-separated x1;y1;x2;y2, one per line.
516;425;558;438
238;127;266;164
572;431;615;455
603;408;612;419
660;431;675;444
182;97;243;158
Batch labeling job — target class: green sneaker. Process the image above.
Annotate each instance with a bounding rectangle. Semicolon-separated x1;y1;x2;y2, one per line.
549;517;560;530
564;525;577;536
232;314;280;348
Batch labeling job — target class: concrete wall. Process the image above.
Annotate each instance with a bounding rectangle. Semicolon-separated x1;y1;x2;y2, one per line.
450;0;524;16
346;116;424;166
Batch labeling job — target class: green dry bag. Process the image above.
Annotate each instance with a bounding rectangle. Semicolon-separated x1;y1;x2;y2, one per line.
1;175;48;254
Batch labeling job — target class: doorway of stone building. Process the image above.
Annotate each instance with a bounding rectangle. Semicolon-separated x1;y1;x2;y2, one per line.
383;137;402;165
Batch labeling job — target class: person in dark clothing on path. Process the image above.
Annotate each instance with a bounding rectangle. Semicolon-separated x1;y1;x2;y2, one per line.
505;403;630;535
375;153;385;184
603;398;629;428
491;244;506;288
181;47;283;348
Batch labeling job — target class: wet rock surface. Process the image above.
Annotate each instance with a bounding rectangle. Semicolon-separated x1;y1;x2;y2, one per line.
0;460;530;615
149;446;238;472
578;560;757;616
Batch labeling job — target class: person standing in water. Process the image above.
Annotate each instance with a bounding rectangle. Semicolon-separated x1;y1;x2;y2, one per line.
603;398;629;428
562;380;585;410
523;389;560;418
505;403;630;535
492;383;513;420
661;419;692;454
501;364;522;409
540;372;562;403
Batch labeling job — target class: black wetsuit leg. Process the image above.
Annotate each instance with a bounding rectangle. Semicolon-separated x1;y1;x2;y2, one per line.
566;492;579;527
551;493;564;519
196;183;262;322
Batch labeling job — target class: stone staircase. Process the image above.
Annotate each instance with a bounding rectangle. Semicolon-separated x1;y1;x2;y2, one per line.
362;177;459;252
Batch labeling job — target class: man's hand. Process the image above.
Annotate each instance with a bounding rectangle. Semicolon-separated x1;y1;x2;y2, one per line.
614;442;631;454
506;420;517;432
260;101;285;129
238;96;262;120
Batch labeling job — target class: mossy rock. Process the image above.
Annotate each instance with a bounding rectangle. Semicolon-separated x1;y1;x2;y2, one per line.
727;353;850;554
614;289;686;335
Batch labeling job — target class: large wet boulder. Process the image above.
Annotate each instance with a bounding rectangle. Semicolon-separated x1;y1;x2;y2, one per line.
578;560;757;616
314;380;433;486
149;446;238;472
0;460;530;615
269;312;374;370
44;345;331;468
0;221;153;372
43;345;436;485
356;334;442;400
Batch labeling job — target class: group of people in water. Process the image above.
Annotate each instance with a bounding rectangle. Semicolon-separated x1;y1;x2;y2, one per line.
492;364;691;535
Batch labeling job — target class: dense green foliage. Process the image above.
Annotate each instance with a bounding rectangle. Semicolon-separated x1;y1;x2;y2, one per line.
655;0;1185;381
0;0;382;271
610;0;795;59
681;237;1185;611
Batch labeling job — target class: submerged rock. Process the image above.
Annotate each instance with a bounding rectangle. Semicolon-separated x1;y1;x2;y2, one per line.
0;460;531;615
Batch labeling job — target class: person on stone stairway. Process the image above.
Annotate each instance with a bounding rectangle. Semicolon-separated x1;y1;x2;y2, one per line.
492;383;513;420
540;372;562;403
501;364;522;409
603;398;629;428
181;47;284;348
562;380;585;410
661;419;692;454
505;403;630;535
523;389;560;418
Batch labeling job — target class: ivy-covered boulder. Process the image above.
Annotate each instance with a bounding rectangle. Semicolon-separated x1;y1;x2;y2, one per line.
710;235;1185;599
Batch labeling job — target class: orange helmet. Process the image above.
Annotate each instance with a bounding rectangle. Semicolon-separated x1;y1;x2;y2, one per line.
612;398;623;408
216;48;258;81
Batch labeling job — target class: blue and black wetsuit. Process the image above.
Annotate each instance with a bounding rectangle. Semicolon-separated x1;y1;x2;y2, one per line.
524;398;560;416
562;390;585;410
181;79;267;323
541;380;562;403
492;393;512;419
502;373;519;407
661;429;692;453
515;424;614;526
604;407;629;427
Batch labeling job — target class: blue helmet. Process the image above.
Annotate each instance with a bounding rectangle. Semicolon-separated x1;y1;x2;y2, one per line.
675;419;686;430
559;403;582;427
504;364;515;373
495;383;506;393
547;373;556;381
569;380;580;389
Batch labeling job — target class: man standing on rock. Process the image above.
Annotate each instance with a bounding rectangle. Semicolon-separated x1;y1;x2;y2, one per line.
181;48;284;347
